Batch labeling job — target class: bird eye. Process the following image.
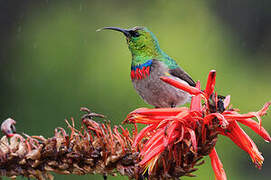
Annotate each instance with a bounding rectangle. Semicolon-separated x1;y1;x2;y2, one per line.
129;30;140;37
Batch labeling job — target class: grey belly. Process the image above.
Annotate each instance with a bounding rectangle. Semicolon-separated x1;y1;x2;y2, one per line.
132;72;190;108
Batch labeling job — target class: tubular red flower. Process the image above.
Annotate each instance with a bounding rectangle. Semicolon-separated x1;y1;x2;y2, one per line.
204;113;228;128
190;81;202;112
132;124;157;147
163;121;180;147
140;129;164;157
204;70;216;99
139;143;164;171
160;76;203;95
129;107;187;116
139;129;165;165
220;121;264;169
187;128;197;152
237;118;271;142
258;102;271;116
209;148;227;180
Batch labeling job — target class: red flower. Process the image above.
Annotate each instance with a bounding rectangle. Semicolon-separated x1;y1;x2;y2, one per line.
126;70;270;179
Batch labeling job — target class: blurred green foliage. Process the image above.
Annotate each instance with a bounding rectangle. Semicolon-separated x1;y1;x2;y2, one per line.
1;0;271;179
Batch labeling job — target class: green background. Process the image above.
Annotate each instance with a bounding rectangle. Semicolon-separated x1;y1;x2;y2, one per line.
0;0;270;179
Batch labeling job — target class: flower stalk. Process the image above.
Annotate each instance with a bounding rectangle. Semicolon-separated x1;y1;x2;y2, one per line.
0;113;140;179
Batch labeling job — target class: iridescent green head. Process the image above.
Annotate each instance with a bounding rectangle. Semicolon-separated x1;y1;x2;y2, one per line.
98;26;163;63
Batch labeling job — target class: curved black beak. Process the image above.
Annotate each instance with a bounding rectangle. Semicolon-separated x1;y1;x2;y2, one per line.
97;27;131;37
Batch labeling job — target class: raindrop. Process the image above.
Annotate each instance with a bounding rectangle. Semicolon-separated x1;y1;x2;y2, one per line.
79;3;82;12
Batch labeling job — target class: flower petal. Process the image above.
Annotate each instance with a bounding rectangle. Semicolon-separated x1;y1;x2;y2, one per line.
187;128;197;152
160;76;203;95
133;124;157;147
204;113;229;128
204;70;216;99
140;128;165;157
221;121;264;169
164;121;179;146
223;95;231;109
190;81;202;112
131;107;188;116
237;118;271;142
139;142;164;167
209;148;227;180
258;102;271;116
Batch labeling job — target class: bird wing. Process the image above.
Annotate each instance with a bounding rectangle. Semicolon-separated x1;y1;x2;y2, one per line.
168;67;196;87
152;59;196;87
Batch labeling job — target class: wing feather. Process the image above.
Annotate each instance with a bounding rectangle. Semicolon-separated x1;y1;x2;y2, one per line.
151;59;195;87
169;67;196;87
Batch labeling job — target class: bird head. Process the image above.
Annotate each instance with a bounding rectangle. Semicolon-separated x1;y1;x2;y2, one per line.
98;26;162;59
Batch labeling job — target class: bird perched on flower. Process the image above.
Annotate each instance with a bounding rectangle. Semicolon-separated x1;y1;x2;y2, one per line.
98;26;195;108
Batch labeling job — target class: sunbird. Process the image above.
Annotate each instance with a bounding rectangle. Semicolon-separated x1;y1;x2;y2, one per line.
98;26;196;108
